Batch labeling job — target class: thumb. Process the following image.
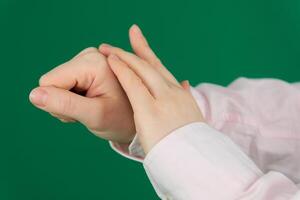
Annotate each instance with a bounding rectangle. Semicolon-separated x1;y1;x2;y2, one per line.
29;86;103;128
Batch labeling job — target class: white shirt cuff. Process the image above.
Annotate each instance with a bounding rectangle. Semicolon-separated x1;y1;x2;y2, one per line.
143;121;263;199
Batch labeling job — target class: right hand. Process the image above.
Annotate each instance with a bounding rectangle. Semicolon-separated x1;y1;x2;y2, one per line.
99;33;204;153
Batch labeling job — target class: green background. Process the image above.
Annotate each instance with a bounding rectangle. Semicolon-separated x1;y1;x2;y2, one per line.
1;0;299;199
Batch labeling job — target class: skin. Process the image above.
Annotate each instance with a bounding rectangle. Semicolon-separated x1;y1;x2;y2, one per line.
29;24;194;147
29;47;135;143
98;27;204;153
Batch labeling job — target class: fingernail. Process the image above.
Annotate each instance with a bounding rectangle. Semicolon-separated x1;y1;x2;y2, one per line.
100;44;113;54
29;88;48;107
110;54;120;61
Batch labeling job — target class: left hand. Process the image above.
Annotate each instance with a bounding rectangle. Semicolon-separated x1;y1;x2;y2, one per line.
99;26;204;153
29;48;136;144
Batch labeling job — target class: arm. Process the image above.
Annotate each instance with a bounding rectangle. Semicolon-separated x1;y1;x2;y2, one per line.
101;25;300;198
143;121;300;199
108;75;300;200
111;77;300;187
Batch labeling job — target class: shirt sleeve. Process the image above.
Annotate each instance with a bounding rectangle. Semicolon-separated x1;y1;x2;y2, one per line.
143;122;300;200
109;135;144;162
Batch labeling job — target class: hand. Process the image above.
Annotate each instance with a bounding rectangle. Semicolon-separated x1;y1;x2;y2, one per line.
99;25;204;153
29;47;135;143
29;25;192;146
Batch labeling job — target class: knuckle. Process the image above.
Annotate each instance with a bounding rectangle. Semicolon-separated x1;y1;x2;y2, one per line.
79;51;107;70
81;47;98;54
77;47;99;58
60;94;75;116
81;51;101;62
78;46;102;59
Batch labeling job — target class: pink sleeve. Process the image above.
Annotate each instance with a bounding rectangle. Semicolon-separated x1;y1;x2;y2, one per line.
110;77;300;169
293;82;300;89
143;122;300;199
109;136;144;162
108;77;300;198
192;77;300;184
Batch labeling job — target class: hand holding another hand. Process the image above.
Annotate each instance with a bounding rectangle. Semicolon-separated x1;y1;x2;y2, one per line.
29;24;204;154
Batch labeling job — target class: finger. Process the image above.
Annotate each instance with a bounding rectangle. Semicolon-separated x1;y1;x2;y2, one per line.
99;44;169;96
129;24;158;65
129;24;180;86
107;54;153;112
39;47;100;91
29;86;104;129
39;62;77;90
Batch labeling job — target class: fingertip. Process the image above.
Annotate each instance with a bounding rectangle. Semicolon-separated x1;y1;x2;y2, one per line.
98;43;112;56
129;24;150;57
129;24;139;34
129;25;135;41
29;87;48;107
129;24;144;40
